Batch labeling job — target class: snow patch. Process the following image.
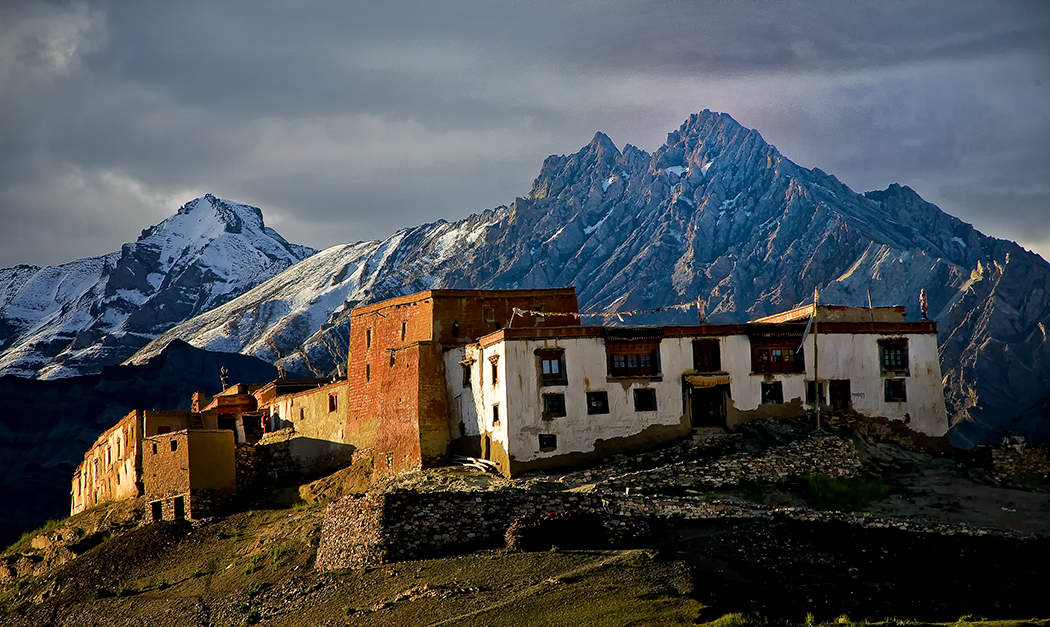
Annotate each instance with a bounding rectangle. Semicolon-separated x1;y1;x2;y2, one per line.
950;237;966;248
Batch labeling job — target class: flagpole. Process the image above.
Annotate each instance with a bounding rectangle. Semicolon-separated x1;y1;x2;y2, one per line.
814;288;820;431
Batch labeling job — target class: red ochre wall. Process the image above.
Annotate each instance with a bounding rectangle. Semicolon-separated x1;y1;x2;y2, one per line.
345;289;580;477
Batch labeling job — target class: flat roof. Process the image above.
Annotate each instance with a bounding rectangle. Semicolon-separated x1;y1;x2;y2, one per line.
350;287;578;317
476;320;936;347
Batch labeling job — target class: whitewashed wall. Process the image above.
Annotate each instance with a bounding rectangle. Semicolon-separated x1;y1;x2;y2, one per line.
496;337;687;464
446;327;948;470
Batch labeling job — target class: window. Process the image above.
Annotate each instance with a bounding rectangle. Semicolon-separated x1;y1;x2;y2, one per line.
633;388;658;412
107;447;111;465
170;439;178;452
489;355;499;385
535;305;546;324
328;393;338;412
587;391;610;415
761;381;784;404
401;320;408;341
692;339;721;372
366;328;372;348
885;379;907;402
806;381;825;405
365;364;371;382
492;404;500;426
538;434;557;451
879;339;909;375
484;306;495;322
537;349;567;386
300;408;305;421
461;363;471;388
152;443;157;455
751;338;804;373
390;353;396;367
543;393;566;418
156;425;171;435
608;342;660;377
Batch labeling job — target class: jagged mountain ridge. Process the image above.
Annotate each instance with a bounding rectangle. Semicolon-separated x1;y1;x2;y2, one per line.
0;194;316;379
127;111;1050;447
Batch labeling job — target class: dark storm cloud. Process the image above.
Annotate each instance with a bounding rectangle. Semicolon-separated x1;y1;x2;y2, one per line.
1;0;1048;267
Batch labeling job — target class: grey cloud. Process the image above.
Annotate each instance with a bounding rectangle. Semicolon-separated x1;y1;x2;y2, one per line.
1;1;1048;267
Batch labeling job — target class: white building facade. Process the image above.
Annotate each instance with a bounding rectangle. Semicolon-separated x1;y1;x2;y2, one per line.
443;305;948;476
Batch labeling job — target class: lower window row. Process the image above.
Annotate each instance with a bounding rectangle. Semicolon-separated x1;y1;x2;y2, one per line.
540;389;658;417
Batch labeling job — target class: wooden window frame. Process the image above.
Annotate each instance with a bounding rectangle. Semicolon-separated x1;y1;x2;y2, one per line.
878;339;910;376
607;341;660;378
633;388;658;412
537;349;567;386
586;391;610;415
692;339;722;373
884;378;907;402
542;393;566;418
751;338;804;373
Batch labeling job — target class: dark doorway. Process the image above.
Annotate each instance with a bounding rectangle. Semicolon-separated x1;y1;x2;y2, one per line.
829;379;852;411
691;384;727;428
173;496;185;520
483;435;491;461
151;501;163;521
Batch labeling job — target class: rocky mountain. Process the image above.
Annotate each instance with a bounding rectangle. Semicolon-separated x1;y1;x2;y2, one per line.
127;111;1050;448
0;194;316;379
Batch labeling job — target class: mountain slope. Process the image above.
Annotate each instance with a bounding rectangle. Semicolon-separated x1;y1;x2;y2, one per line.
128;111;1050;447
0;194;316;379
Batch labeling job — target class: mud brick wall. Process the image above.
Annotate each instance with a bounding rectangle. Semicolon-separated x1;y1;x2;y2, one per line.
315;490;647;570
991;444;1050;478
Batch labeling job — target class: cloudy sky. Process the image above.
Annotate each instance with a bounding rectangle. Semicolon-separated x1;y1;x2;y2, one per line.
1;1;1048;268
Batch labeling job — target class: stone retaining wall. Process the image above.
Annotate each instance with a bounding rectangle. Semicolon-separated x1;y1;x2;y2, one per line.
315;490;647;571
315;483;1028;571
990;444;1050;478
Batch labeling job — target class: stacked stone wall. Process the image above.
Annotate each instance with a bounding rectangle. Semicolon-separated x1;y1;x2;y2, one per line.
315;485;1031;571
235;443;264;493
990;444;1050;478
316;490;648;570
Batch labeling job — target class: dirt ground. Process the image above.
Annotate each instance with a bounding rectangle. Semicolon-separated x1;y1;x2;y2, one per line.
4;425;1049;625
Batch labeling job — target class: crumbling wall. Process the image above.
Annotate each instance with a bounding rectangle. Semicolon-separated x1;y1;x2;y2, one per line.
990;444;1050;478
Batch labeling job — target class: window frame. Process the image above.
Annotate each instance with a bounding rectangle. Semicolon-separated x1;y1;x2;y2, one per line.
633;388;658;412
607;341;661;378
542;393;566;418
884;378;907;402
538;434;557;451
536;348;567;386
761;381;784;404
586;391;610;415
878;339;910;376
692;339;722;373
751;337;804;373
